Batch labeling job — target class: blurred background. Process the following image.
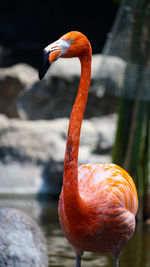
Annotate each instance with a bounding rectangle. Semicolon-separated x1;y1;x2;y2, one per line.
0;0;119;67
0;0;150;266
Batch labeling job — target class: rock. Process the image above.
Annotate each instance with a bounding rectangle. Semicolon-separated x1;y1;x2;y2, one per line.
0;207;48;266
0;64;37;118
0;114;117;196
97;55;126;95
18;55;125;119
0;55;125;120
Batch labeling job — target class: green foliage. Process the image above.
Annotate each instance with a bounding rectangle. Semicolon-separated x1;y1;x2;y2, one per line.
113;0;150;221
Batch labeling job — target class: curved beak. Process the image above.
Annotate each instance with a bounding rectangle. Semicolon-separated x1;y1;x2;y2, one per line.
39;39;70;80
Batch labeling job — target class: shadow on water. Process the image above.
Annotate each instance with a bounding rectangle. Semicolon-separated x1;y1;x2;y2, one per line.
0;198;149;267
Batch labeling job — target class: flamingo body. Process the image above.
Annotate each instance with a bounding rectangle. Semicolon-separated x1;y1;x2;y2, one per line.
59;163;138;258
39;31;138;266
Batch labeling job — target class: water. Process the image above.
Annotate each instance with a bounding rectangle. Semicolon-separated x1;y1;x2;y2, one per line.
0;198;150;267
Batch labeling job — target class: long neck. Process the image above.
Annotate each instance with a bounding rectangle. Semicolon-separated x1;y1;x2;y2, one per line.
63;54;91;215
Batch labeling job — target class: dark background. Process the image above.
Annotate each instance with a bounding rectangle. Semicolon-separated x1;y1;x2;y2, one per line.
0;0;119;68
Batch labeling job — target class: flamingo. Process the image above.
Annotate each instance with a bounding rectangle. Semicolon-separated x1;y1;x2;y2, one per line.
39;31;138;267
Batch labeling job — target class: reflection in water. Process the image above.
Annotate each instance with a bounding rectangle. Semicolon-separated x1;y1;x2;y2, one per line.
0;198;150;267
120;224;150;267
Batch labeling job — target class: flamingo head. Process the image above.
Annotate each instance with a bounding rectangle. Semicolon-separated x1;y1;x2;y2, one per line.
39;31;91;80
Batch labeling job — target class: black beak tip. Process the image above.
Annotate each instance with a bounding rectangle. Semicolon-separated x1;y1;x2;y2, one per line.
38;50;50;80
39;69;46;80
38;71;43;80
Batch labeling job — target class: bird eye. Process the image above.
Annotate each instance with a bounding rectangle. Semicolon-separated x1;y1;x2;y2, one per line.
70;39;75;44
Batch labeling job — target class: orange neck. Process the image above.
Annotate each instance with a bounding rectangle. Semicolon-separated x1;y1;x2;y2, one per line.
63;53;91;215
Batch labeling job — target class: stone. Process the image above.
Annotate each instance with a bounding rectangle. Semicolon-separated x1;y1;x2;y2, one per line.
0;207;48;266
97;55;126;95
0;64;37;118
0;114;117;196
17;55;125;119
0;56;125;120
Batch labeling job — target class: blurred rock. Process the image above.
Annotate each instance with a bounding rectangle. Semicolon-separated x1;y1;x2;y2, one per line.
97;55;126;95
0;114;117;196
0;55;125;120
0;55;121;197
0;64;37;118
18;55;125;119
0;207;48;266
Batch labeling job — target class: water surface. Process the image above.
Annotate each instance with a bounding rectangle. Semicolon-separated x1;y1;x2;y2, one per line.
0;198;149;267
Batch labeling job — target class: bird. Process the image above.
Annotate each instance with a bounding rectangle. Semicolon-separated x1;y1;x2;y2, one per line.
39;31;138;267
